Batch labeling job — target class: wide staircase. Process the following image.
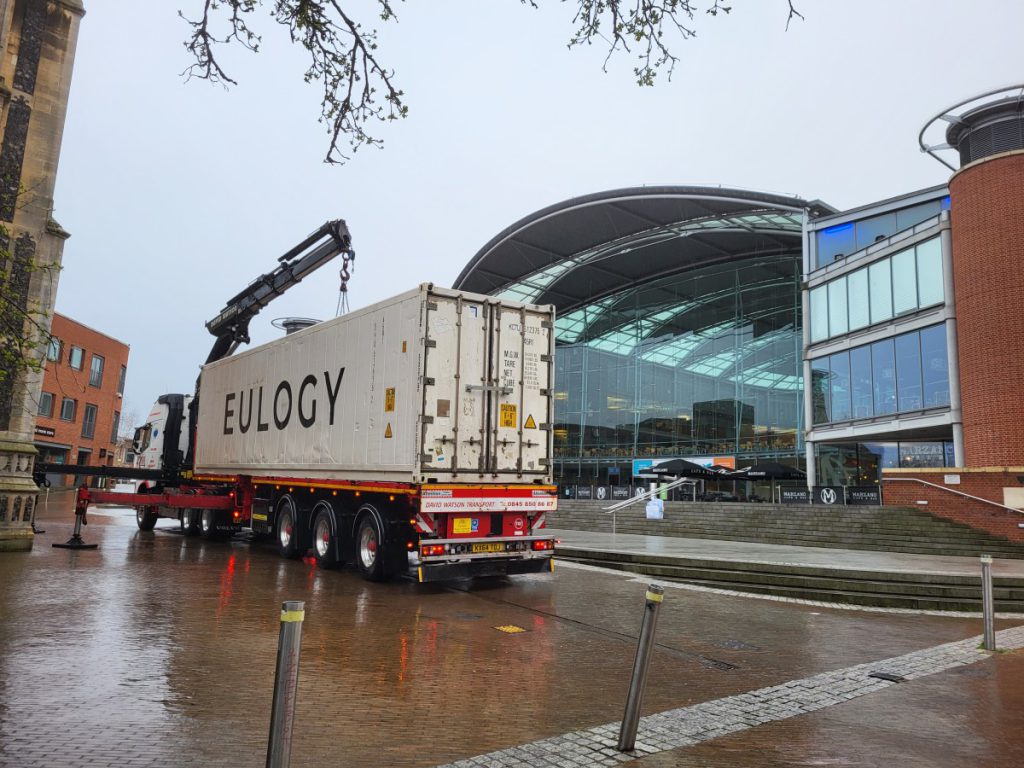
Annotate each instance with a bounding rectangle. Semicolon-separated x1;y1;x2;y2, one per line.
551;499;1024;559
550;500;1024;609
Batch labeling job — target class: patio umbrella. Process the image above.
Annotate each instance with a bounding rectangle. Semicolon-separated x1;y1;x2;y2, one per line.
650;458;725;479
731;462;806;502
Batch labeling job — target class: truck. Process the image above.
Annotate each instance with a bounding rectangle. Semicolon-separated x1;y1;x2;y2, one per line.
41;221;558;582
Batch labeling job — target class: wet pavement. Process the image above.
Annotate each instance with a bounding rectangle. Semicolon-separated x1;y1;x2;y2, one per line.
0;492;1021;767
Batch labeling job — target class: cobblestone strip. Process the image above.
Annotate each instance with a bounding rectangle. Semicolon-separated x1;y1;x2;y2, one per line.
435;624;1024;768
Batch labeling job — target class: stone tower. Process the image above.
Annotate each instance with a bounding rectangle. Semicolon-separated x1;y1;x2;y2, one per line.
0;0;84;551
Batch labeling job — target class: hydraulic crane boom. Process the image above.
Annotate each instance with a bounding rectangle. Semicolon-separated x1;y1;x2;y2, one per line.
204;219;354;364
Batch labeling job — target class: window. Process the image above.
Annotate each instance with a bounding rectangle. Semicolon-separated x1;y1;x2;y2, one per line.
850;346;873;419
46;338;61;362
810;286;828;343
69;346;84;370
117;365;127;396
82;404;97;439
828;352;851;422
870;339;897;416
815;222;855;267
60;397;77;422
111;411;120;444
868;261;893;325
847;268;870;331
891;248;918;315
894;333;923;411
916;237;944;307
89;355;105;387
38;392;54;417
854;212;897;251
827;278;848;337
920;324;950;407
811;358;831;425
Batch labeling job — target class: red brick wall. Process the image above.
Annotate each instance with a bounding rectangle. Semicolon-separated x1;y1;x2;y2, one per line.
949;152;1024;467
883;469;1024;542
34;314;130;483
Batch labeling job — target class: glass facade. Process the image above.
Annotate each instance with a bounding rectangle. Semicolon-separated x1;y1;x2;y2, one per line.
814;197;950;268
816;440;955;486
809;236;944;343
811;324;949;425
553;255;803;483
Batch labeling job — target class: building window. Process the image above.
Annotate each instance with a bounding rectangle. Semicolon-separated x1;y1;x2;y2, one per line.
117;365;127;396
46;338;61;362
916;238;944;308
89;355;105;387
69;346;84;370
38;392;54;417
847;268;870;331
827;278;848;337
111;410;120;444
82;404;97;439
60;397;77;422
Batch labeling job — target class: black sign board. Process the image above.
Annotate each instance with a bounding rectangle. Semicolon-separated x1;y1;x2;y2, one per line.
34;426;55;437
780;488;811;504
812;486;844;505
846;486;882;506
576;485;594;500
611;485;632;500
560;485;576;499
593;486;612;502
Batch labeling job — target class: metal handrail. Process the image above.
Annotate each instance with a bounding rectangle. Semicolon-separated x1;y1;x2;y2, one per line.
884;477;1024;516
602;476;696;513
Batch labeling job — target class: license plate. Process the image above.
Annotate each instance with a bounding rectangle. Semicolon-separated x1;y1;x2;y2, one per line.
471;542;506;554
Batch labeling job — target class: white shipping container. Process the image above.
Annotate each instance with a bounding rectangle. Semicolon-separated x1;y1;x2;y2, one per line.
195;285;555;484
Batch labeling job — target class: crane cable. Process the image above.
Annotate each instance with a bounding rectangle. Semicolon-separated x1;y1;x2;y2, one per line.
335;253;353;316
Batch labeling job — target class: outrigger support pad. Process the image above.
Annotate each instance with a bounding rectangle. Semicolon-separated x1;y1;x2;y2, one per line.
53;485;98;550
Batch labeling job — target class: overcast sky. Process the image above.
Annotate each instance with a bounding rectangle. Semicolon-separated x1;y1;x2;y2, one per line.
51;1;1024;423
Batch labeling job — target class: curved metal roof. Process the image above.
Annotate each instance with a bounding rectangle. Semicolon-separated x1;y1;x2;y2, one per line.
454;186;834;314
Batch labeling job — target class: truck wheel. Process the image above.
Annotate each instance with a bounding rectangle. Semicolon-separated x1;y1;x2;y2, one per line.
136;505;158;531
355;511;388;581
200;509;222;539
311;504;339;569
180;509;201;536
276;498;299;559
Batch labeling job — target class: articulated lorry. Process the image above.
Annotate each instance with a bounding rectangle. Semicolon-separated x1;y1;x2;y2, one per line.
41;221;558;582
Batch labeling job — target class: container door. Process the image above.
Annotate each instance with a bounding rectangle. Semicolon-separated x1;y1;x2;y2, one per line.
420;294;489;475
490;304;552;476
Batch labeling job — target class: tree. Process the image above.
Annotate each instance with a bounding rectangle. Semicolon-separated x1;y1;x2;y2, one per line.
181;1;803;164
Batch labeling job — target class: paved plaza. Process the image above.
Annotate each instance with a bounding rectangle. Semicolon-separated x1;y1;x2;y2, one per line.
0;494;1021;767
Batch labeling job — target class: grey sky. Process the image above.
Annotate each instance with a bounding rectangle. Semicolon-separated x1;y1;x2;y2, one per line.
51;1;1024;423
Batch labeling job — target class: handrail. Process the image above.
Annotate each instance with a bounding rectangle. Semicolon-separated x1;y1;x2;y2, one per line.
602;476;696;513
884;477;1024;516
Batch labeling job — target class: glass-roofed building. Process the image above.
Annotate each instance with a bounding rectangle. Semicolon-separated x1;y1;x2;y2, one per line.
453;186;836;487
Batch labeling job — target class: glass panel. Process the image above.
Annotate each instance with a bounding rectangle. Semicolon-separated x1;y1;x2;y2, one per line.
82;404;97;439
828;352;851;422
815;222;855;267
816;443;857;485
810;285;828;342
891;248;918;315
118;366;128;396
69;347;84;370
871;339;897;415
894;332;923;411
827;277;848;337
860;442;899;485
916;237;944;307
89;355;105;387
60;398;76;421
855;212;897;251
850;346;873;419
868;260;893;324
919;323;950;408
847;268;870;330
895;201;941;231
38;392;53;417
899;442;945;468
46;338;60;362
811;358;830;424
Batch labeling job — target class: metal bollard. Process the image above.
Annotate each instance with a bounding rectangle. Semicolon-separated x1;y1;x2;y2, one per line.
618;584;664;752
266;601;306;768
981;555;996;651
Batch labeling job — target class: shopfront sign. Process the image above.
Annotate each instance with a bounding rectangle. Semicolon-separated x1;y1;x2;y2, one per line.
611;485;632;501
813;486;844;505
34;426;55;437
846;486;882;505
576;485;593;500
780;488;811;504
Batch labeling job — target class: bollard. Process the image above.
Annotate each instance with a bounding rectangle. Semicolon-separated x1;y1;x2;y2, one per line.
618;584;664;752
53;485;97;550
266;601;306;768
981;555;996;651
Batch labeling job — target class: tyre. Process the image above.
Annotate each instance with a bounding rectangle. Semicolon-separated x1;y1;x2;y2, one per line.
311;504;339;569
200;508;222;539
136;505;158;531
276;497;300;559
355;511;388;581
180;508;201;536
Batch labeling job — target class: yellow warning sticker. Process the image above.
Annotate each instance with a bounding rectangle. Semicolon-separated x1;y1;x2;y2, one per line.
495;625;526;634
524;414;537;429
384;422;393;438
500;403;517;428
384;387;396;412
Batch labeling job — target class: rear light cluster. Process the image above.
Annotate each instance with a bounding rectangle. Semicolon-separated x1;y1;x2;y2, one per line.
421;544;446;557
531;539;554;551
419;540;554;558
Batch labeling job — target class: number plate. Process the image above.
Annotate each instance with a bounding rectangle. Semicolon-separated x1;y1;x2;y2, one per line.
471;542;506;554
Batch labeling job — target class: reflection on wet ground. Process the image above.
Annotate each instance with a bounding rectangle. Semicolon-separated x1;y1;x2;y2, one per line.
0;496;1018;767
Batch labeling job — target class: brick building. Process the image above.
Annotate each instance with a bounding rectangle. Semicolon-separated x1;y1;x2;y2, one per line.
34;313;129;487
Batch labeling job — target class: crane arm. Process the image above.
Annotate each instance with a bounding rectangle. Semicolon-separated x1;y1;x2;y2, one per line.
203;219;353;364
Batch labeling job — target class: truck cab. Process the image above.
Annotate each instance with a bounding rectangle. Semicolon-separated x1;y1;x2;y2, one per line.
133;394;192;476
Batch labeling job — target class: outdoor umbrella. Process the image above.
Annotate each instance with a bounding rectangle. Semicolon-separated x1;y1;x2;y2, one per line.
650;459;726;479
731;462;807;502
